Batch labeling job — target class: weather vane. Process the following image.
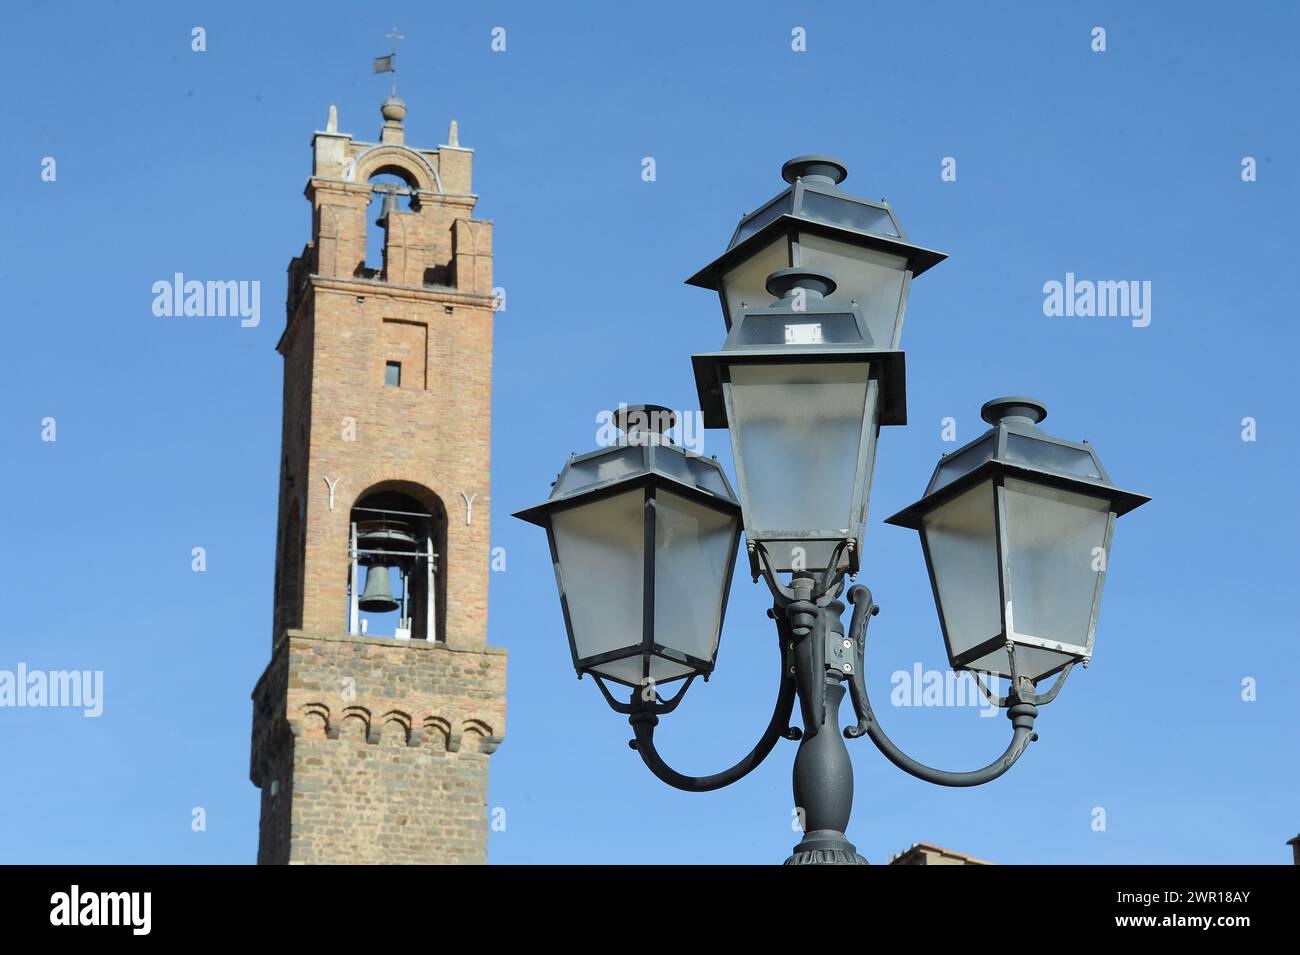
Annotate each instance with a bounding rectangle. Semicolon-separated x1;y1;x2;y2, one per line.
373;27;405;96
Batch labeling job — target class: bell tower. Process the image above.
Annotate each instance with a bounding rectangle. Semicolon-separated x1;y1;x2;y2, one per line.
249;89;507;864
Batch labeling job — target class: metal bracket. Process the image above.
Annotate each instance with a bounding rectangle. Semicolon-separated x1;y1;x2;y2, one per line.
751;539;851;608
591;672;695;717
970;659;1076;708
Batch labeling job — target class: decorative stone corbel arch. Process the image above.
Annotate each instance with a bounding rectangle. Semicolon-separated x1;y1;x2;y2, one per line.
339;705;372;742
379;709;414;746
300;702;332;739
422;715;453;753
462;718;502;754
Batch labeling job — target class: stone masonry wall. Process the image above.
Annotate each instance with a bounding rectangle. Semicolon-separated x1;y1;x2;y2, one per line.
252;630;506;864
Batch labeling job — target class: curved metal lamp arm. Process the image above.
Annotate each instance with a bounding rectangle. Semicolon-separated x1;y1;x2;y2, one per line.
841;584;1039;788
857;701;1037;788
624;620;800;793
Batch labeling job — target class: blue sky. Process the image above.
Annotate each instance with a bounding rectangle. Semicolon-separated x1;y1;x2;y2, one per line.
1;0;1296;864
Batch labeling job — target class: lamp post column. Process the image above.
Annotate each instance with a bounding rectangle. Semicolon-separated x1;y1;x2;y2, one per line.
785;588;868;865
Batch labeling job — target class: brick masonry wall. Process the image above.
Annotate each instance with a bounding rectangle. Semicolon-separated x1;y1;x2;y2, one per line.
296;285;494;650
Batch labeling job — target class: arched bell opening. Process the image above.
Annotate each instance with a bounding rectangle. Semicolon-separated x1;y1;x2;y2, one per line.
363;170;419;278
347;485;447;642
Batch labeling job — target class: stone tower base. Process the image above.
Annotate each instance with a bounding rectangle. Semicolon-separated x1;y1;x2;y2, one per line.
251;631;506;864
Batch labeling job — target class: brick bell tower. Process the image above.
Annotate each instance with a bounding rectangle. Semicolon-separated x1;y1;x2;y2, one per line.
249;90;506;864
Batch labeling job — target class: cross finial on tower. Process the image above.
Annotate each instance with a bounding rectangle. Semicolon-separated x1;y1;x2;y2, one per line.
386;27;404;95
373;27;405;96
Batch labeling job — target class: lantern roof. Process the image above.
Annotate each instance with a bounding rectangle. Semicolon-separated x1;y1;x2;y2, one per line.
513;404;740;527
885;397;1150;529
691;268;907;429
686;155;948;293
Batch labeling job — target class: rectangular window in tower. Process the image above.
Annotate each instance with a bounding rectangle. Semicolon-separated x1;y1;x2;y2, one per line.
380;319;428;389
385;361;401;387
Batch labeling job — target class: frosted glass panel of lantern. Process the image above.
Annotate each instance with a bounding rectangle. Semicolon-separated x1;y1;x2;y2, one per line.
795;233;908;347
733;193;793;245
732;311;862;348
591;654;696;686
644;657;696;686
553;448;645;495
921;480;1001;662
646;656;696;683
1004;434;1102;480
687;458;731;498
653;491;738;666
653;447;695;485
757;539;850;574
1002;479;1110;649
720;236;790;326
725;363;872;544
590;655;647;685
549;490;645;662
800;191;900;236
929;434;996;493
965;643;1076;682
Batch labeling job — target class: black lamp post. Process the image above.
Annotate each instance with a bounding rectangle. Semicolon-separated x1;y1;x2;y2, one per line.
515;157;1149;865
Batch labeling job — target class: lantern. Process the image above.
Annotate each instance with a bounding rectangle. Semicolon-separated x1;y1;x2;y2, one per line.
693;268;905;576
885;398;1149;681
514;405;742;687
686;154;946;348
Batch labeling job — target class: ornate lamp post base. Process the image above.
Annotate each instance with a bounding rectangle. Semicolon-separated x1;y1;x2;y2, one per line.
785;833;870;866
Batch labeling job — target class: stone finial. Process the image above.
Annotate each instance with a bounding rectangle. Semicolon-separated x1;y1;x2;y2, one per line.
326;104;338;132
448;119;459;147
380;95;406;144
381;95;406;122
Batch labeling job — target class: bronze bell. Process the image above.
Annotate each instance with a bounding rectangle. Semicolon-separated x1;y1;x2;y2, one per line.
375;190;398;225
358;564;398;613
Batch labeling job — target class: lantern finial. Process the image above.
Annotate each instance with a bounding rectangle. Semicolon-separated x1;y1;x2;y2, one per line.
781;155;848;187
613;403;677;437
980;397;1048;427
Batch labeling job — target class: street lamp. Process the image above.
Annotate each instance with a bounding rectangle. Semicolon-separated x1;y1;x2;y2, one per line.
515;157;1149;865
514;405;742;689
